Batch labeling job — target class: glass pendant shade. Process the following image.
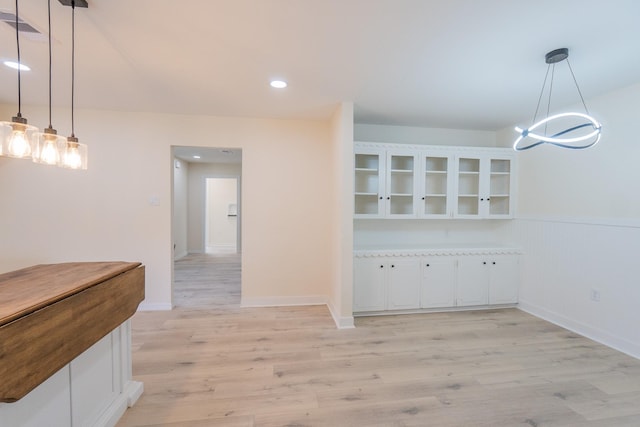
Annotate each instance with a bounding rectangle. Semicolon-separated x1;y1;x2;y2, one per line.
1;117;37;159
33;127;65;165
61;137;88;170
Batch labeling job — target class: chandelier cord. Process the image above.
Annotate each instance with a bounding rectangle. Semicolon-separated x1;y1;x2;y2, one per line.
15;0;22;118
566;58;590;114
544;64;556;136
531;64;551;125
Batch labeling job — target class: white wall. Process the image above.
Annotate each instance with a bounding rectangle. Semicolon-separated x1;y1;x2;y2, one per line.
206;178;237;251
0;105;335;311
172;158;189;259
329;102;355;328
499;82;640;358
186;162;241;254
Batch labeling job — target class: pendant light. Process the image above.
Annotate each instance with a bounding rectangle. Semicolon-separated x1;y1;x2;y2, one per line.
60;0;88;170
33;0;65;165
0;0;39;159
513;48;602;151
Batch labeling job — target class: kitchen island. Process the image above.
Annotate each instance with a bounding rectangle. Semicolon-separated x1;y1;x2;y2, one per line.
0;262;145;427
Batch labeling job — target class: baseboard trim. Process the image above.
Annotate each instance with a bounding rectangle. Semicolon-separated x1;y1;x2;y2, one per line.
327;299;355;329
241;295;328;307
518;300;640;360
137;302;172;311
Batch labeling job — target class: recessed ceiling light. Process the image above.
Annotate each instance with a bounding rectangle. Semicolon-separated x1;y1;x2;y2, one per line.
270;80;287;89
3;61;30;71
193;155;201;159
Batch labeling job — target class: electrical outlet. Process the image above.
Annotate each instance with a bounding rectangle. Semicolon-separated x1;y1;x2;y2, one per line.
590;288;601;302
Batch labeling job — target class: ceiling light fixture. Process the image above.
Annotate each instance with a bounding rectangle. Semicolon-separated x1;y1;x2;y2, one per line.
270;80;287;89
513;48;602;151
193;155;201;159
60;0;88;170
0;0;39;159
33;0;65;166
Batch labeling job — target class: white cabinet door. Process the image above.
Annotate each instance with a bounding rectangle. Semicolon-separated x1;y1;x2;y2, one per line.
386;152;418;218
421;257;456;308
488;255;520;304
354;148;386;218
387;258;421;309
418;152;454;218
353;257;386;311
456;256;489;306
454;154;515;219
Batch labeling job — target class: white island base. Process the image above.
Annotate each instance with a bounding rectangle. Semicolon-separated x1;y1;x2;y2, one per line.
0;321;142;427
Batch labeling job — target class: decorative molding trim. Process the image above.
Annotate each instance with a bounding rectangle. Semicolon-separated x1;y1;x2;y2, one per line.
327;299;355;329
516;215;640;229
354;247;522;258
355;141;515;155
124;380;144;408
240;295;328;308
354;304;517;317
137;302;172;311
518;301;640;360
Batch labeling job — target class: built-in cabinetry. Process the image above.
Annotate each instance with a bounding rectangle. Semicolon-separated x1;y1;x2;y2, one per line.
354;143;515;219
353;248;520;314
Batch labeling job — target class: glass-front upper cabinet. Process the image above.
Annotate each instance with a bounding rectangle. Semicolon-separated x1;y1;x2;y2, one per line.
386;152;418;218
454;154;514;218
420;153;453;218
354;148;385;218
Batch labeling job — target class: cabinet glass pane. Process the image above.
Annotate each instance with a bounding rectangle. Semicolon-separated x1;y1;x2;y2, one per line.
458;158;479;173
390;172;413;194
457;196;479;215
489;196;510;215
355;154;379;170
355;170;379;194
424;196;446;215
425;156;448;172
425;173;447;194
491;159;510;173
490;173;510;195
355;194;380;215
390;155;413;171
390;195;414;215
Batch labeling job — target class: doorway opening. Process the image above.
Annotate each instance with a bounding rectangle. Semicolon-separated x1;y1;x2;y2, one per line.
171;146;242;308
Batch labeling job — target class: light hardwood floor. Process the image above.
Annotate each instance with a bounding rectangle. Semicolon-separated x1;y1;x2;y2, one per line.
117;253;640;426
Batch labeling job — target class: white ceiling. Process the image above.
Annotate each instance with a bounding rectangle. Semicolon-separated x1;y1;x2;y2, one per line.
1;0;639;132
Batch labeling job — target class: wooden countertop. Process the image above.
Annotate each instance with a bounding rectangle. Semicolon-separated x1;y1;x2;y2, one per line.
0;261;140;327
0;261;144;402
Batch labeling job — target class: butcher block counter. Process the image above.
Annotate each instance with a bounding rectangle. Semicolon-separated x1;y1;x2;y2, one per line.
0;262;145;427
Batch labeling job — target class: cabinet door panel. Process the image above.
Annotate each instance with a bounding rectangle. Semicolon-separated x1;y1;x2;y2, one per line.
353;258;386;311
456;256;489;306
387;258;421;309
354;149;385;218
421;257;456;308
488;256;519;304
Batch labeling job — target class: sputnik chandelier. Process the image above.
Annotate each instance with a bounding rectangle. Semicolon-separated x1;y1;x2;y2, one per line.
513;48;602;151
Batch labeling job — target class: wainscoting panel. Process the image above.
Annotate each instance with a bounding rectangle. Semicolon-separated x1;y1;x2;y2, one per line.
513;217;640;359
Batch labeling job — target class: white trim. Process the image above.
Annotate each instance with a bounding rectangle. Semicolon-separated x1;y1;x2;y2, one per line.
240;295;328;307
90;380;143;427
327;299;355;329
124;380;144;408
516;215;640;228
518;301;640;360
173;250;188;260
137;302;172;311
355;246;522;257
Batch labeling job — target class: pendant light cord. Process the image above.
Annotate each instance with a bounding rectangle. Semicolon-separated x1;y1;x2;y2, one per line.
567;58;590;114
531;64;550;124
70;1;76;137
15;0;22;118
48;0;52;128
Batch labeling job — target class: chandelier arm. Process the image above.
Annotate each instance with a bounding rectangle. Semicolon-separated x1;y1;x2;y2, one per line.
566;58;590;114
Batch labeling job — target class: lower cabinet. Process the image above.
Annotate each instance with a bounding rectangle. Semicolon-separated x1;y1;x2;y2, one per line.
354;251;519;313
353;257;421;311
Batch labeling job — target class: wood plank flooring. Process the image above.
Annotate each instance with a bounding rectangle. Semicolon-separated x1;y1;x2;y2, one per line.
117;253;640;426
